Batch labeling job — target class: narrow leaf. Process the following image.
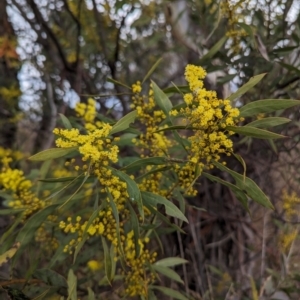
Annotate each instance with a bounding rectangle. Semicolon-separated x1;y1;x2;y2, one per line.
233;153;246;180
112;168;144;220
142;57;162;84
101;236;113;283
203;172;249;211
226;126;286;139
240;99;300;117
228;73;266;101
107;77;131;89
67;269;77;300
38;176;85;183
108;192;124;259
245;117;291;128
110;110;137;135
199;36;227;62
142;191;188;223
151;80;173;116
88;288;96;300
151;286;189;300
59;113;72;129
163;85;190;94
29;147;78;161
278;61;300;76
0;208;24;215
128;202;140;257
213;161;274;209
154;257;188;267
152;265;184;284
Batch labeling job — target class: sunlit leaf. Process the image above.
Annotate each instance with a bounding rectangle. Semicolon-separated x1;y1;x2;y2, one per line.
228;73;266;101
0;242;20;267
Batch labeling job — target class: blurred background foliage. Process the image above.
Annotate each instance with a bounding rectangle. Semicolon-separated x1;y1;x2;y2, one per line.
1;0;300;299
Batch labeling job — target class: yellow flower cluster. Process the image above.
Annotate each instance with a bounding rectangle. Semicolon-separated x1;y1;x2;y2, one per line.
0;168;31;192
60;214;157;297
53;126;118;165
279;230;298;254
0;158;45;219
170;64;241;195
0;147;23;163
55;99;157;296
59;208;124;254
278;190;300;253
53;99;120;172
75;98;97;123
131;82;171;158
220;0;248;53
131;82;171;195
87;260;103;272
282;190;300;219
138;166;167;196
123;230;157;297
35;225;59;252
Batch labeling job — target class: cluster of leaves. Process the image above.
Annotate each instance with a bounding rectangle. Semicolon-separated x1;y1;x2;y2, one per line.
0;60;300;300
